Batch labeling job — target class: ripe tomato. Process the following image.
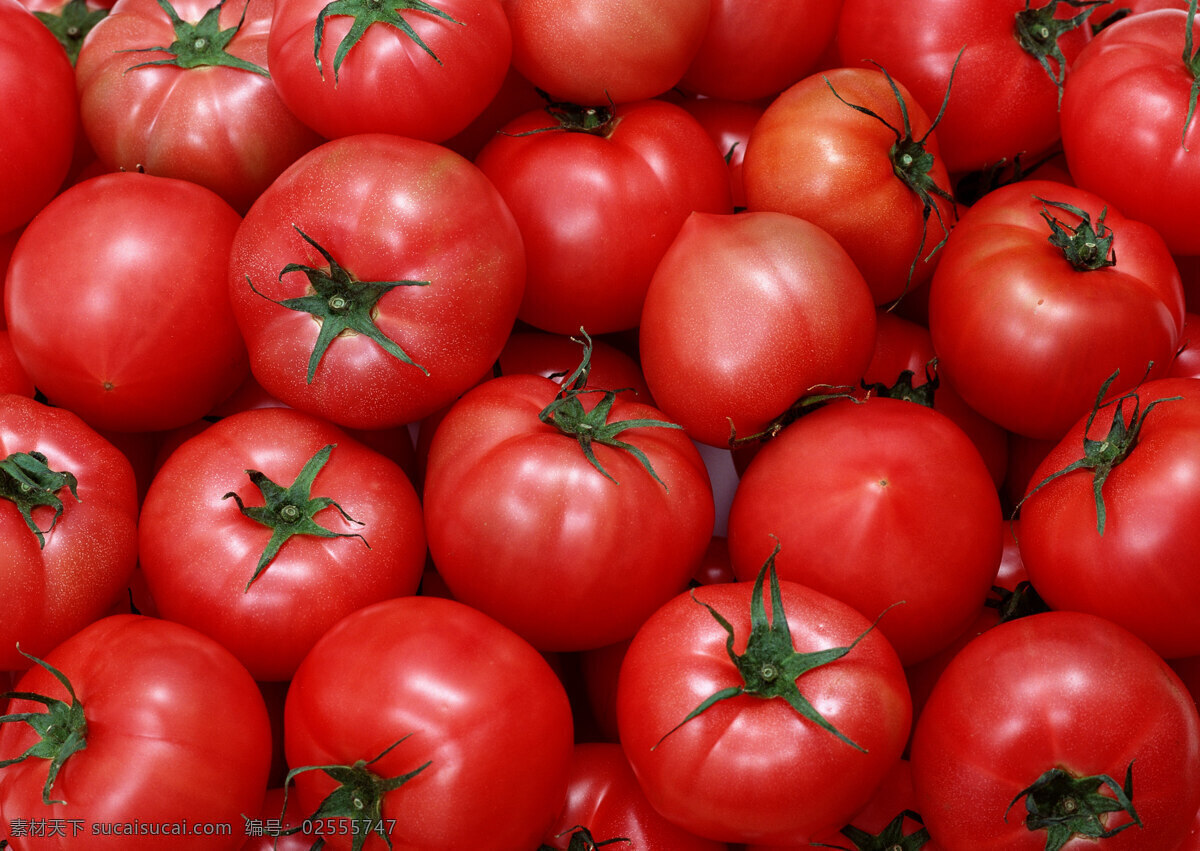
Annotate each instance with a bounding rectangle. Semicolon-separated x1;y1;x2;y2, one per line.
616;556;911;844
6;172;249;432
0;395;138;671
0;615;273;850
283;595;574;850
928;179;1184;440
474;97;732;335
229;133;525;429
138;407;426;681
268;0;511;141
638;211;877;448
1171;313;1200;377
911;611;1200;850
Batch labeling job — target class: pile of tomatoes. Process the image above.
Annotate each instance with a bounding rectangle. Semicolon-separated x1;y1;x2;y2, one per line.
3;0;1200;848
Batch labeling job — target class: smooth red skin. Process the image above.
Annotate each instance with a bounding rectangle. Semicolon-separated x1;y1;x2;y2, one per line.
679;0;842;101
836;0;1092;175
6;172;248;432
269;0;510;142
423;373;715;651
75;0;321;215
865;310;1009;487
1019;377;1200;658
727;397;1003;666
639;210;877;448
229;134;525;430
474;99;732;335
498;331;652;401
928;179;1184;441
284;596;574;850
0;0;77;233
0;331;34;397
443;63;544;161
1064;9;1200;254
138;408;426;682
1002;431;1058;513
0;615;272;849
1171;312;1200;378
911;611;1200;850
542;743;728;850
670;94;765;209
500;0;710;104
0;396;138;671
616;579;911;844
743;67;956;305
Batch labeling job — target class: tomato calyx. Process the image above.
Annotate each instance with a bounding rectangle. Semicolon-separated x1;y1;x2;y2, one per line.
954;149;1066;207
653;542;894;753
1016;368;1181;533
0;450;80;549
538;329;683;490
119;0;268;77
726;387;861;449
312;0;462;84
822;55;959;308
222;443;370;591
279;735;431;851
32;0;108;65
1181;0;1200;149
1036;197;1117;270
504;91;619;137
1014;0;1104;108
860;361;939;409
0;648;88;806
987;580;1052;623
538;826;631;851
1005;762;1142;850
810;809;933;851
245;225;431;384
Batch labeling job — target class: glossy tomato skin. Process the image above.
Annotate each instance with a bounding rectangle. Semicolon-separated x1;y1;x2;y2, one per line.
1174;313;1200;377
500;0;710;104
1062;8;1200;254
138;407;426;682
910;611;1200;850
475;99;732;335
668;94;765;210
284;595;574;850
0;614;273;850
837;0;1092;175
638;211;877;448
229;134;525;430
6;172;248;432
1019;377;1200;658
928;179;1184;440
616;578;911;844
423;373;714;651
0;0;77;233
743;67;956;305
727;396;1003;666
542;743;728;850
75;0;322;214
268;0;511;142
0;396;138;671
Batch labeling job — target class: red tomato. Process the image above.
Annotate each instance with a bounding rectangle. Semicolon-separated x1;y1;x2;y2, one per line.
928;179;1184;440
0;395;138;671
423;340;715;651
911;611;1200;850
1018;376;1200;658
0;0;78;233
679;0;842;101
229;134;525;429
616;557;911;844
669;94;765;209
837;0;1095;175
0;331;35;398
75;0;321;214
239;788;318;851
727;396;1003;666
1062;7;1200;254
0;615;272;849
743;66;957;305
638;211;877;448
474;98;732;335
1091;0;1190;32
268;0;511;142
500;0;710;104
6;172;248;432
283;595;574;850
138;407;426;681
1172;312;1200;378
18;0;111;63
